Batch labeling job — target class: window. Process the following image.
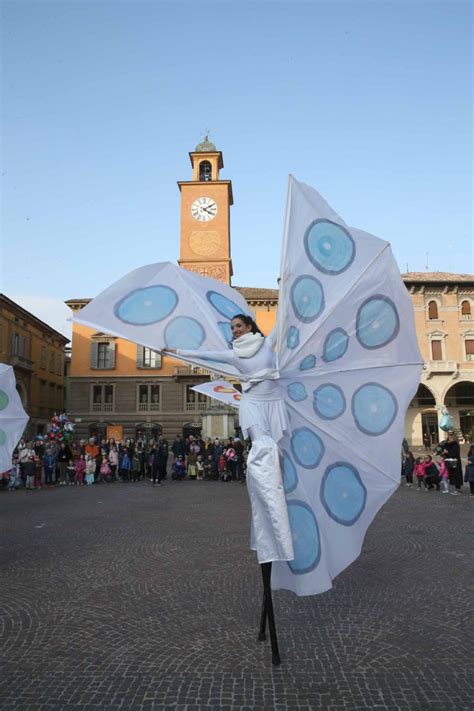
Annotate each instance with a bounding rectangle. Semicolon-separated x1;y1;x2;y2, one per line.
91;341;116;369
57;352;63;375
428;301;439;320
431;340;442;361
39;380;47;405
40;345;47;369
185;385;208;411
11;333;28;358
461;300;472;320
49;351;55;372
465;340;474;362
137;384;161;411
137;345;162;369
49;382;55;406
92;384;114;411
199;160;212;181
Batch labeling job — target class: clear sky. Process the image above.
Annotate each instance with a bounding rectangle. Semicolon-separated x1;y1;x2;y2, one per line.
1;0;472;340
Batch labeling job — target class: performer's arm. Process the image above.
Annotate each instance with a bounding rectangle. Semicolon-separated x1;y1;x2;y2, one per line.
165;347;235;364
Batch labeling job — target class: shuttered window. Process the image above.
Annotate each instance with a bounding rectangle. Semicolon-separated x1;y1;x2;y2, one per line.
431;340;442;360
136;345;162;369
40;345;47;368
465;340;474;361
461;301;471;319
91;342;116;369
428;301;438;319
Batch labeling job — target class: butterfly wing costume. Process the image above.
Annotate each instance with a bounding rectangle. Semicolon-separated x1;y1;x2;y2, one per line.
75;176;423;596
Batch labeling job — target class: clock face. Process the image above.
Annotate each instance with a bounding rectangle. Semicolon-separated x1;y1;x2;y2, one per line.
191;197;218;222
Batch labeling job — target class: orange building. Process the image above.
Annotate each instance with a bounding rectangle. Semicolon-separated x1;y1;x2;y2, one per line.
0;294;69;438
66;141;474;445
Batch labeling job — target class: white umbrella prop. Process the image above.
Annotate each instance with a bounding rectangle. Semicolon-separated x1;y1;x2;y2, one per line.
0;364;29;472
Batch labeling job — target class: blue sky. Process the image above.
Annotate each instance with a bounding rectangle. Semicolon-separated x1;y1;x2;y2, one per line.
1;0;472;339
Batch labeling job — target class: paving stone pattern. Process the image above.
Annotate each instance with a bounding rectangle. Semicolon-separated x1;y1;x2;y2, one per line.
1;481;472;710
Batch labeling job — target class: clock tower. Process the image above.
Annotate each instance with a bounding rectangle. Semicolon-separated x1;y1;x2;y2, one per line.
177;137;233;284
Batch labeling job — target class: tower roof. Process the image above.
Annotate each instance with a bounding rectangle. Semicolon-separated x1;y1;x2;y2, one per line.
195;136;217;153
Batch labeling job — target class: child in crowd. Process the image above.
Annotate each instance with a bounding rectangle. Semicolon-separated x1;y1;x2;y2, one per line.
85;455;95;485
120;450;132;481
204;454;213;480
438;454;450;494
172;455;186;480
219;453;230;482
414;456;429;490
423;455;440;491
75;454;86;485
99;455;112;482
7;458;20;490
24;455;36;490
108;445;119;481
67;459;76;486
196;455;204;481
132;452;141;482
187;450;197;480
34;456;43;490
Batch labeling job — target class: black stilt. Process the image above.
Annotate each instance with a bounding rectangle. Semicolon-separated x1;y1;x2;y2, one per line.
259;562;281;665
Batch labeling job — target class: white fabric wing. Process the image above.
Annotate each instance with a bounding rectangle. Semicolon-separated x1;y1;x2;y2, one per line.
0;364;29;472
272;177;423;595
74;262;253;379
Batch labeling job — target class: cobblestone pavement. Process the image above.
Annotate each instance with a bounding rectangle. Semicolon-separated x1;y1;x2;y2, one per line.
1;480;472;710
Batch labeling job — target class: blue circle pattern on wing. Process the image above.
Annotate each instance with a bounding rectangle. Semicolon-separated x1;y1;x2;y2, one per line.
287;382;307;402
322;328;349;362
352;382;398;436
206;291;244;320
218;321;233;346
114;286;178;325
304;219;355;275
299;354;316;371
313;384;346;420
356;295;400;349
282;452;298;494
290;275;324;323
321;462;367;526
286;326;300;350
287;500;321;575
164;317;205;349
291;427;325;469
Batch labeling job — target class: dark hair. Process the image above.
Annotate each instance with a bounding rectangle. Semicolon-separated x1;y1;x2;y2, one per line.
231;313;264;336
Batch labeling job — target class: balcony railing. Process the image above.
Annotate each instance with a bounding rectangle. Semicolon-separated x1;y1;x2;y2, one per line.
425;360;458;373
186;402;208;412
175;366;212;376
138;402;161;411
10;354;34;372
92;402;114;412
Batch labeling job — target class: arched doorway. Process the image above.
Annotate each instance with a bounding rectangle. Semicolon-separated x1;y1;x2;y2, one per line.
444;381;474;441
410;384;437;445
88;422;107;442
135;422;162;443
183;422;202;440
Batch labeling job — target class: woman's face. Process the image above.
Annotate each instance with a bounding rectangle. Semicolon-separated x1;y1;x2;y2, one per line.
231;318;252;339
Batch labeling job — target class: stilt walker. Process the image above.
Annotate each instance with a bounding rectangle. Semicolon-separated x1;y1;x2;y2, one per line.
75;176;423;664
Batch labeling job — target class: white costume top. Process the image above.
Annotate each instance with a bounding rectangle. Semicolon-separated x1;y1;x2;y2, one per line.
178;330;289;443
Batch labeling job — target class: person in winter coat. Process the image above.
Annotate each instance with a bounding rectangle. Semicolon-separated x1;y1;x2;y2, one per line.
441;434;463;495
464;444;474;496
57;442;73;485
402;451;415;487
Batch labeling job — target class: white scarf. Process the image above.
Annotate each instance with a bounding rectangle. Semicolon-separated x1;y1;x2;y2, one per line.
232;332;264;358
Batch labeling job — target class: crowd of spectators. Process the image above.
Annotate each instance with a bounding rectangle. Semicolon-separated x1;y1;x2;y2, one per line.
0;433;249;491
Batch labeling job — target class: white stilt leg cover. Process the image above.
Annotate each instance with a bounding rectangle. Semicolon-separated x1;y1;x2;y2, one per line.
247;436;294;564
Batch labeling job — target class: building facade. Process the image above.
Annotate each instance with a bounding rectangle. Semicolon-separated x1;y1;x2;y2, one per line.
0;294;69;438
65;142;474;445
403;273;474;445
